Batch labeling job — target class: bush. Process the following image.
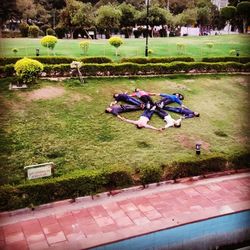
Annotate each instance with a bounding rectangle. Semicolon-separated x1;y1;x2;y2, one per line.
46;28;56;36
148;49;154;54
79;56;113;64
139;165;163;186
121;57;195;64
14;58;44;84
176;43;186;54
79;41;90;55
109;37;124;56
206;43;214;49
12;48;18;55
2;61;250;78
202;57;250;64
40;35;58;50
0;56;113;66
0;166;133;211
19;22;29;37
55;26;66;39
28;25;40;38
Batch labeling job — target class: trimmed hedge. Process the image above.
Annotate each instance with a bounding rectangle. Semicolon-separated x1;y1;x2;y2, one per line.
79;56;112;64
0;166;133;211
1;62;250;78
0;56;113;66
202;57;250;64
0;153;249;211
121;57;195;64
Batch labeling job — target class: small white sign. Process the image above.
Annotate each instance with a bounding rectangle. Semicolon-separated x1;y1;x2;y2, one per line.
24;163;54;180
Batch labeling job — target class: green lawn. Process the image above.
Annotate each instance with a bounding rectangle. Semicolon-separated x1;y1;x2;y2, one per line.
0;35;250;61
0;75;249;185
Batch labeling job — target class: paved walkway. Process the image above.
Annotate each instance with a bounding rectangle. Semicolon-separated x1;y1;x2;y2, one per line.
0;171;249;250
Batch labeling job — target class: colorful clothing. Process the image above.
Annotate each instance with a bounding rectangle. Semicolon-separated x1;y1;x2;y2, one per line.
164;106;197;118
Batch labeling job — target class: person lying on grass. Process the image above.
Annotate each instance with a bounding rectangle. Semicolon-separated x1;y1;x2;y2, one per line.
154;108;182;128
164;106;200;119
105;104;142;119
129;88;157;109
155;93;187;109
110;93;143;107
119;109;163;131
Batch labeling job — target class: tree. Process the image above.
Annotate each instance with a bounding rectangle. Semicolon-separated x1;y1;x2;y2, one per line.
137;5;168;37
109;36;123;56
221;6;236;33
95;4;122;39
181;8;197;27
59;0;94;38
118;3;137;38
0;0;17;36
197;6;211;35
237;1;250;33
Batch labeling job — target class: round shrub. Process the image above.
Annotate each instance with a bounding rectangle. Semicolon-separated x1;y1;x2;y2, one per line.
109;37;124;56
19;22;29;37
12;48;18;55
109;37;123;48
206;43;214;49
79;41;90;55
28;25;40;38
46;28;56;36
40;35;58;50
14;57;44;84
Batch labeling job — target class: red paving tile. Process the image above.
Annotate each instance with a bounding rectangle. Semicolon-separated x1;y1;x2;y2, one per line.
0;172;249;249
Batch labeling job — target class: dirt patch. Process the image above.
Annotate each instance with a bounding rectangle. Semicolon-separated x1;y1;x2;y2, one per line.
21;86;65;101
177;134;210;151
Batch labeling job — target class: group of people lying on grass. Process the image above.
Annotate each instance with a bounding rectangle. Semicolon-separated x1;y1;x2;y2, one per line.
105;88;200;131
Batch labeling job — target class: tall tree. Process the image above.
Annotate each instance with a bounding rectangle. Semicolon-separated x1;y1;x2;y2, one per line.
95;4;122;38
118;3;137;38
237;1;250;33
221;6;236;33
60;0;94;38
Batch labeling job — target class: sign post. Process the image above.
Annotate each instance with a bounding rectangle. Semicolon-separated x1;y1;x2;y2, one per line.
24;162;55;180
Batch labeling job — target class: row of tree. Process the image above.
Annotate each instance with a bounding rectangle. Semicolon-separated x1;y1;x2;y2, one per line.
1;0;250;39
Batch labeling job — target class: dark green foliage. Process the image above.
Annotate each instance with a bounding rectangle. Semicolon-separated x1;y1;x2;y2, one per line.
121;57;195;64
1;62;250;78
0;56;113;66
0;166;133;211
19;23;29;37
79;57;113;64
139;165;163;186
202;57;250;64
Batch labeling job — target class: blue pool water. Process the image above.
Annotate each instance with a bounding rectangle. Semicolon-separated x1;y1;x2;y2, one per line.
91;210;250;250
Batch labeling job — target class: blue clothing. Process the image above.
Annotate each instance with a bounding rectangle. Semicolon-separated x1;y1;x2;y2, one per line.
110;104;141;116
141;109;154;119
154;109;168;119
115;94;142;106
164;106;196;118
159;94;182;105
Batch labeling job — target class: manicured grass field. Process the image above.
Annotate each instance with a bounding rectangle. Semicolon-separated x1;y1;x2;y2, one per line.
0;74;249;185
0;35;250;61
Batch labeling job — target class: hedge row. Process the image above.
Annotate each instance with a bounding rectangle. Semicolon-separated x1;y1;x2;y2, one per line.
202;57;250;64
0;56;112;66
0;153;249;211
2;56;250;66
121;57;195;64
0;165;133;211
1;62;250;78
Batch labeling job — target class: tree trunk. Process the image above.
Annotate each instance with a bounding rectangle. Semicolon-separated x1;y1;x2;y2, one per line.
243;19;247;34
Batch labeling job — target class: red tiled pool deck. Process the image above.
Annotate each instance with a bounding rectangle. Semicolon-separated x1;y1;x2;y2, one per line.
0;171;250;250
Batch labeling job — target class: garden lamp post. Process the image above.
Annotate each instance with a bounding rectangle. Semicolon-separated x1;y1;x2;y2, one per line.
145;0;150;57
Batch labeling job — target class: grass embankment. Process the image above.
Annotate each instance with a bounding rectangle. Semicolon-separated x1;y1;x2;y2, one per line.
0;35;250;60
0;75;249;185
